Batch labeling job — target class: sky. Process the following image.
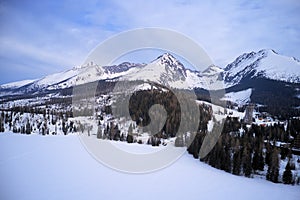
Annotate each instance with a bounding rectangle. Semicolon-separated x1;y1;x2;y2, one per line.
0;0;300;84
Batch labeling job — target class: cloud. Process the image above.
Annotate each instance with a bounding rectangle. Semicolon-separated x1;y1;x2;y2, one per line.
0;0;299;84
0;0;116;83
109;0;300;65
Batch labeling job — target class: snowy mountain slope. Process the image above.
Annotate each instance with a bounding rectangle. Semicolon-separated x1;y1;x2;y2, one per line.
59;63;144;88
221;88;252;105
224;49;300;87
123;53;224;90
102;62;144;74
0;79;37;89
194;65;225;90
0;53;224;92
124;53;191;89
1;63;97;91
1;49;299;98
0;62;144;91
29;67;86;90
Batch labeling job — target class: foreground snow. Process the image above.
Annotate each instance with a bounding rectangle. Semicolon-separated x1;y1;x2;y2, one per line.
0;132;299;200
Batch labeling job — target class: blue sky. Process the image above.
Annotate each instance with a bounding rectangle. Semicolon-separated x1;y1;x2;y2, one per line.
0;0;299;84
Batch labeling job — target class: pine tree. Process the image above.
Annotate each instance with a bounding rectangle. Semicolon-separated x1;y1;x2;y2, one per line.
0;116;4;132
282;161;293;184
126;123;134;143
25;120;31;134
102;124;108;139
62;120;68;135
120;133;125;142
208;139;223;169
109;123;115;140
188;132;202;159
4;112;9;124
126;134;134;143
242;146;252;177
252;151;260;171
128;123;133;136
147;137;152;145
252;149;264;171
222;146;232;173
266;147;279;183
51;114;56;125
113;125;121;141
233;149;241;175
97;125;102;139
265;142;272;166
12;121;17;133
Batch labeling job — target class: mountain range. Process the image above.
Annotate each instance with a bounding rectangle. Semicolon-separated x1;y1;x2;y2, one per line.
1;49;300;118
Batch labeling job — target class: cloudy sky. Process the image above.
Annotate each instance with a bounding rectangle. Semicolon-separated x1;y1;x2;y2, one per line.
0;0;299;84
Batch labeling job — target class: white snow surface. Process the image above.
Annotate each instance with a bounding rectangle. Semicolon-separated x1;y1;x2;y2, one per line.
0;132;299;200
30;67;85;90
0;79;36;88
222;88;252;105
197;100;245;121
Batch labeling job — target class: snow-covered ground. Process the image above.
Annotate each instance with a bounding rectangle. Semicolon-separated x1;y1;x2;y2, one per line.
221;88;252;105
0;132;299;200
197;100;245;121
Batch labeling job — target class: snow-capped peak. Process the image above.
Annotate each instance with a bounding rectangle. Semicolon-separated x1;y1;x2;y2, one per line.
1;49;299;94
155;53;179;65
153;53;187;76
224;49;300;87
123;53;190;88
